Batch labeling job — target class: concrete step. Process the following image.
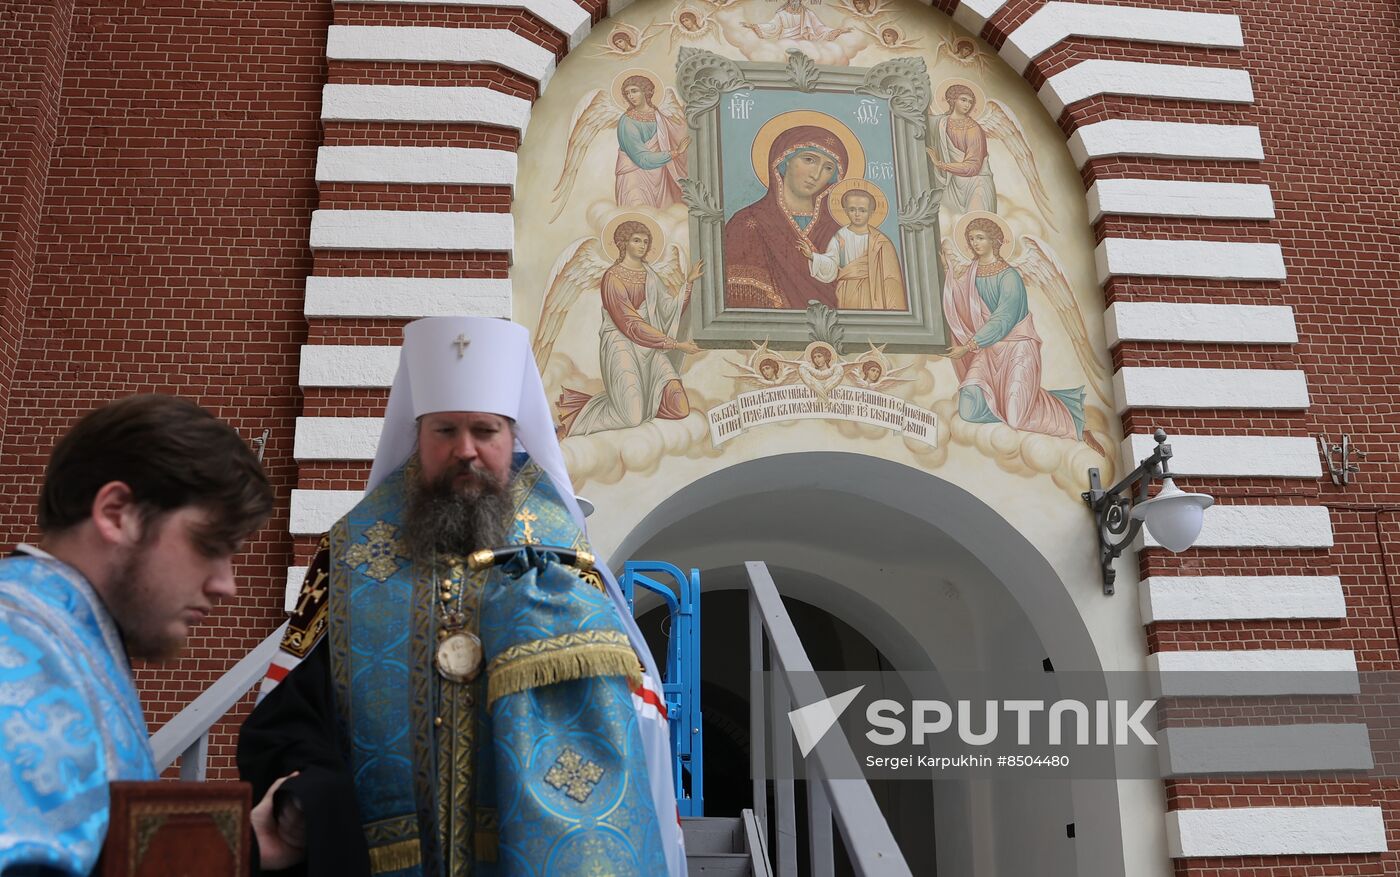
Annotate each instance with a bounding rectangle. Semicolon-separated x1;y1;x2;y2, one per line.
682;816;744;855
687;853;753;876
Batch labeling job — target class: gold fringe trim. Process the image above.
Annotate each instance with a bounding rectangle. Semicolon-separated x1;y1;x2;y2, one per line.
488;642;642;708
368;839;421;874
475;829;498;863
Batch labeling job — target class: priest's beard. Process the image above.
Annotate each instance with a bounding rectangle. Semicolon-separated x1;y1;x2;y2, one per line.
405;461;513;561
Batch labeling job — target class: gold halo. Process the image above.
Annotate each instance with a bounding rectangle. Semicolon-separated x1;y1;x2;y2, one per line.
934;77;986;114
602;212;665;260
612;68;663;110
953;210;1014;261
802;341;838;363
827;179;889;227
750;110;866;187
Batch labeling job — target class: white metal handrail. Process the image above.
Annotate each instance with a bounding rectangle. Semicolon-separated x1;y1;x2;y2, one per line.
746;561;912;877
149;621;288;780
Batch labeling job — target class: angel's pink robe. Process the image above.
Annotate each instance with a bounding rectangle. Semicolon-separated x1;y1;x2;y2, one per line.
942;262;1085;439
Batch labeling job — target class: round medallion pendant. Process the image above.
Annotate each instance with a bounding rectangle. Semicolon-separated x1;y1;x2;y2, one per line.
435;631;483;683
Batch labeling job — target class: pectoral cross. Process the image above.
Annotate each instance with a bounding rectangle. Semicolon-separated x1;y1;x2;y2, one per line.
452;334;471;359
515;508;538;543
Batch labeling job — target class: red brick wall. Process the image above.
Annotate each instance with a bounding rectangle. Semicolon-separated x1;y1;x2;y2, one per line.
0;0;75;448
3;0;1400;868
0;0;330;779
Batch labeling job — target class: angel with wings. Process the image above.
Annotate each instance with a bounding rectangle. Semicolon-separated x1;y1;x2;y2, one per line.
534;215;704;437
856;21;922;50
939;213;1108;456
838;0;892;18
847;344;915;391
932;31;992;77
592;23;663;59
729;341;796;387
659;6;717;49
550;70;689;222
926;80;1057;230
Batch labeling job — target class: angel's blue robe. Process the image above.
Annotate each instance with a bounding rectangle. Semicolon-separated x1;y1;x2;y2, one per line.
0;553;156;874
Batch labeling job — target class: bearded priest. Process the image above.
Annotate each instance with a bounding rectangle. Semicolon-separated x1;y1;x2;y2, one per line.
237;317;683;877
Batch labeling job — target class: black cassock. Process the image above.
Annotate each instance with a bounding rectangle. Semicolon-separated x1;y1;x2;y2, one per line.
238;639;373;876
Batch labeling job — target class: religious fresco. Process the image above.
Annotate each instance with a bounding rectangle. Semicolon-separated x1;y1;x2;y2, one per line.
514;0;1117;510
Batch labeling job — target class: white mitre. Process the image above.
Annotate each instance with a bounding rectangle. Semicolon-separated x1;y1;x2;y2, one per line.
366;316;586;530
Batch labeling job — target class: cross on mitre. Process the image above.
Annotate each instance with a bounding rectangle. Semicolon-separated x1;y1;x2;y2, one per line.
452;334;471;359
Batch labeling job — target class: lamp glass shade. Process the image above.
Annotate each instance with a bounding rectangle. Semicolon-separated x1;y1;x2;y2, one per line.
1130;477;1215;553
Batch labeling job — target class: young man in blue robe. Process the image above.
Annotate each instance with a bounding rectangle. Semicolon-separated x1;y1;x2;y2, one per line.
238;317;685;877
0;394;276;874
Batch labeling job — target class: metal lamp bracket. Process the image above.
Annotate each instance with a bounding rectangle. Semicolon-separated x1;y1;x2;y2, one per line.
1082;429;1172;596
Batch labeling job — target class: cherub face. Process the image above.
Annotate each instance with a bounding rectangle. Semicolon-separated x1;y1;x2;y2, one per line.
863;362;881;381
811;348;831;368
881;29;898;45
955;39;975;58
853;0;871;12
953;93;976;115
759;360;778;380
613;32;633;50
680;12;699;29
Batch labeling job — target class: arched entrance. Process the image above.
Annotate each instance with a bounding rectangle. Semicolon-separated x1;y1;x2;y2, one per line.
617;451;1134;877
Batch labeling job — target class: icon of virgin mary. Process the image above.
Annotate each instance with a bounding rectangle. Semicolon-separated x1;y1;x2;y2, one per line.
723;123;853;310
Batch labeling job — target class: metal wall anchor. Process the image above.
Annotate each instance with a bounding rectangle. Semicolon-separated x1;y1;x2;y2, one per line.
1319;434;1366;486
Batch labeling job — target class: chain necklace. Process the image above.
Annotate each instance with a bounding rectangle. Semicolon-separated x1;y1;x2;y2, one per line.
434;555;483;684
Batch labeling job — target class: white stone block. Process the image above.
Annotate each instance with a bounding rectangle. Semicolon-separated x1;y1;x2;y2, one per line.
1149;649;1357;697
952;0;1008;29
1088;180;1275;222
1120;434;1319;478
1105;301;1294;345
1140;575;1344;623
1159;724;1373;775
304;276;512;319
329;0;591;50
326;26;555;84
1004;3;1243;74
1096;239;1285;282
1069;120;1263;167
1041;60;1252;118
1114;367;1309;412
290;489;364;535
1166;807;1386;857
322;85;531;132
1144;504;1332;549
309;210;514;253
299;345;401;388
316;146;516;187
285;566;309;613
294;417;385;461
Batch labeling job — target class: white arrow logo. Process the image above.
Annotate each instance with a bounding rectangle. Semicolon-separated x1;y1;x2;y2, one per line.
787;686;864;758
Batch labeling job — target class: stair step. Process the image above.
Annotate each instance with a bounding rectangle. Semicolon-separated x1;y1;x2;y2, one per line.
687;853;753;875
682;816;745;855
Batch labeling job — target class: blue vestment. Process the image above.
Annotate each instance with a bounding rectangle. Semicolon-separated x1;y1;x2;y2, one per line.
302;455;664;875
0;554;156;874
